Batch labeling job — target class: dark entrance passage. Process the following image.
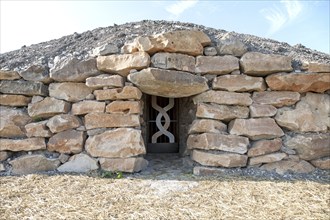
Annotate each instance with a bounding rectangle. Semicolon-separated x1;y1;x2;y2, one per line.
146;95;179;153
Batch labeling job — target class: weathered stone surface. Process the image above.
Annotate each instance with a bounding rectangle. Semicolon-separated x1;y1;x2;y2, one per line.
252;91;300;107
9;155;60;175
50;57;101;82
203;47;217;56
47;130;85;154
216;33;247;57
261;159;315;175
46;114;81;133
57;153;98;173
94;86;142;101
308;62;330;73
85;128;145;158
192;150;248;168
240;52;292;76
0;94;31;107
99;157;148;173
248;138;282;157
151;52;195;72
187;133;249;154
275;93;330;132
0;80;48;96
266;72;330;93
0;70;21;80
128;68;209;98
249;153;286;166
193;90;252;106
188;119;227;134
284;133;330;161
86;74;124;89
71;100;105;115
196;103;249;122
106;101;142;115
31;96;44;103
310;157;330;169
0;107;31;138
0;138;46;151
195;55;239;75
49;83;93;102
59;154;70;163
92;43;119;56
249;104;277;118
213;75;266;92
0;163;5;172
124;30;211;56
25;120;52;138
0;151;12;161
28;97;71;118
229;118;284;140
85;113;140;130
19;65;51;83
97;52;150;77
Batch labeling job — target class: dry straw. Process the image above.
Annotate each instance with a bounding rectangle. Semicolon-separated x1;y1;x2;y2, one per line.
0;174;329;220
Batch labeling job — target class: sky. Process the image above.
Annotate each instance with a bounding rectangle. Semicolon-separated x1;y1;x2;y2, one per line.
0;0;329;54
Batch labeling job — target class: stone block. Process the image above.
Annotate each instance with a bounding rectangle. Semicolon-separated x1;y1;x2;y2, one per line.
261;159;315;175
249;104;277;118
216;33;247;57
249;152;287;166
151;52;195;72
128;68;209;98
28;97;71;118
85;128;145;158
203;47;217;56
47;130;85;154
86;74;124;89
308;62;330;73
0;138;46;151
85;113;140;130
9;155;60;175
266;72;330;93
284;133;330;161
0;95;31;107
310;157;330;170
97;52;150;77
50;57;101;82
193;90;252;106
240;52;292;76
195;55;239;75
99;157;148;173
187;133;249;154
213;75;266;92
49;82;93;102
25;120;52;138
0;70;21;80
275;93;329;132
229;118;284;140
106;101;142;115
0;151;12;161
248;138;282;157
92;43;119;56
46;114;81;133
57;153;99;173
0;80;48;96
94;86;142;101
19;65;51;83
71;100;105;115
191;150;248;168
0;107;31;138
252;91;300;107
188;119;227;134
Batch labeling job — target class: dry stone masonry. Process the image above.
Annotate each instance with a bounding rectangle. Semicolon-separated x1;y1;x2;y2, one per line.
0;28;329;176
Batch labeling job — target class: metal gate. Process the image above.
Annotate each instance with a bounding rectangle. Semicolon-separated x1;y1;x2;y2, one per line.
147;95;178;153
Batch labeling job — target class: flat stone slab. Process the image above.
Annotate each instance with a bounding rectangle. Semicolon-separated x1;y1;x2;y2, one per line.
0;70;21;80
308;62;330;73
71;100;105;115
85;128;146;158
213;74;266;92
195;55;239;75
0;80;48;96
240;52;292;76
128;68;209;98
57;153;99;173
84;113;140;129
28;97;71;118
248;138;282;157
106;101;143;115
229;118;284;140
49;83;93;102
19;64;51;83
261;159;315;175
193;90;252;106
252;91;300;107
188;119;227;134
100;157;148;173
25;120;52;138
0;94;31;107
151;52;195;72
86;74;124;89
249;152;287;166
47;130;85;154
249;104;277;118
46;114;81;133
310;157;330;170
94;86;142;101
266;72;330;93
187;133;249;154
0;138;46;151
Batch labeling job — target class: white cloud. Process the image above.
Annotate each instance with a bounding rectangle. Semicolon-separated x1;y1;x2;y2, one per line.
261;0;303;35
166;0;198;18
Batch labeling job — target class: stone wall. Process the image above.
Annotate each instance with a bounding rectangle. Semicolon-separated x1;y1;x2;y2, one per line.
0;30;329;175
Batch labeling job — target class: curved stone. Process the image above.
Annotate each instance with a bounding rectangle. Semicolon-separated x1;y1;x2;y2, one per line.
266;72;330;93
128;68;209;98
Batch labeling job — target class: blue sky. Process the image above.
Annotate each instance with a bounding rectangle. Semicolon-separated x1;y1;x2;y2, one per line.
0;0;329;54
